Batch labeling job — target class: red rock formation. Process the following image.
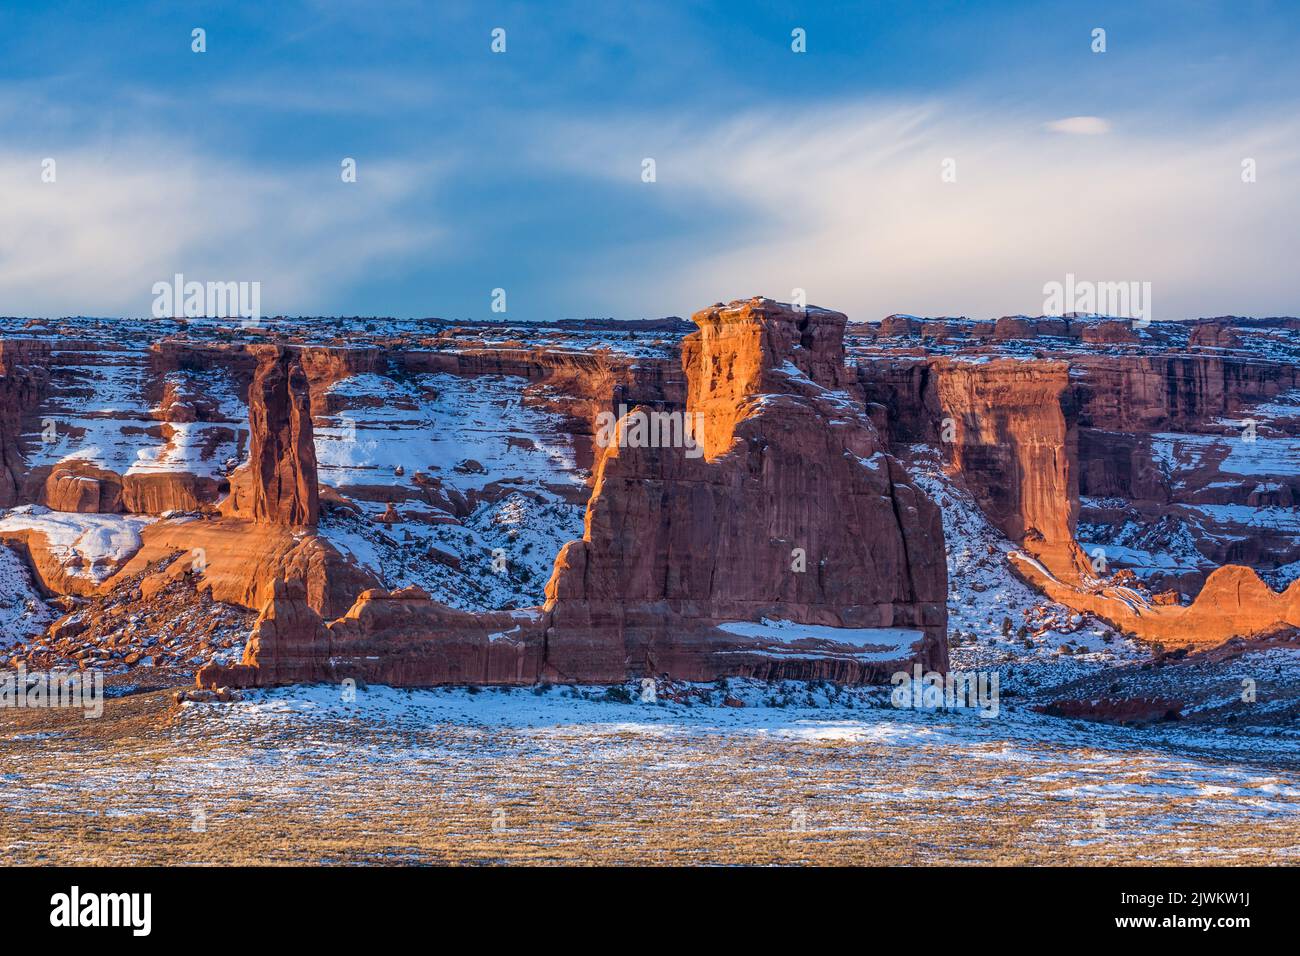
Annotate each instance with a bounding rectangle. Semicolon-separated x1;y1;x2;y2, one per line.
933;358;1090;578
878;315;923;336
1188;322;1240;349
200;585;543;688
207;578;331;686
224;346;319;527
198;297;949;689
112;518;377;620
1080;320;1140;345
40;461;120;513
993;316;1034;341
0;340;50;508
541;298;948;683
1069;353;1291;433
1014;558;1300;646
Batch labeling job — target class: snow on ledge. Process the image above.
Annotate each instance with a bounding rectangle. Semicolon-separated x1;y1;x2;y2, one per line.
0;505;154;582
717;618;924;661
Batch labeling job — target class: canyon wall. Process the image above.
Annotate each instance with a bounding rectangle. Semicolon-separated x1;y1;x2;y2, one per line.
0;340;50;508
230;346;320;527
198;298;949;689
854;315;1300;644
932;358;1088;577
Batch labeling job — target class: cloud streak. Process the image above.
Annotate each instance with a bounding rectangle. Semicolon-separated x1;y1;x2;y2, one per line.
1044;116;1111;135
0;142;441;317
538;100;1300;321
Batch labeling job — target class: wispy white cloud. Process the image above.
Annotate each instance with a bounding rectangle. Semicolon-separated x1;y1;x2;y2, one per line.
1044;116;1111;135
0;142;442;317
537;101;1300;321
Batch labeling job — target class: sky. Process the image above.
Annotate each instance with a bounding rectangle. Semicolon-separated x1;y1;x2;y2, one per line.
0;0;1297;323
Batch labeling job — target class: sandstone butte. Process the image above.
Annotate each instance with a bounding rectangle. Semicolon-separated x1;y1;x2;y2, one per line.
857;331;1300;645
1;300;1297;689
929;356;1300;643
189;297;949;688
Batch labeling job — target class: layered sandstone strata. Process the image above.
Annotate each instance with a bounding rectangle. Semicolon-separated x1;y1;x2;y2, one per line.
198;297;949;688
932;358;1090;578
221;346;319;526
0;340;50;508
539;298;948;683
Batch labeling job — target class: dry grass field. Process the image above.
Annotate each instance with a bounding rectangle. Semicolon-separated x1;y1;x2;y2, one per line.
1;676;1297;866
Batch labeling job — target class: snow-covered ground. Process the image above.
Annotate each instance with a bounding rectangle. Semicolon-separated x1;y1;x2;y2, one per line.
0;546;53;644
125;370;245;478
22;356;245;480
187;678;1300;765
322;492;584;610
906;446;1147;695
5;673;1290;865
314;371;584;494
0;506;153;583
1150;431;1300;482
316;369;589;610
1077;511;1210;582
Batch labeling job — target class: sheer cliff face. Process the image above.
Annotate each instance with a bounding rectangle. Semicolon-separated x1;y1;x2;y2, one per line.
542;298;948;682
853;315;1300;645
243;346;319;528
684;301;849;458
1071;353;1299;434
934;358;1086;576
197;298;951;690
0;341;50;508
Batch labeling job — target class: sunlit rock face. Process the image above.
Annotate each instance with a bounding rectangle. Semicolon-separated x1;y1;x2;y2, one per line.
5;308;1300;684
193;299;949;689
851;313;1300;644
541;297;949;684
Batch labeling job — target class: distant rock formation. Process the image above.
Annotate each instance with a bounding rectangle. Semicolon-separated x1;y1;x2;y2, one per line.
933;358;1090;578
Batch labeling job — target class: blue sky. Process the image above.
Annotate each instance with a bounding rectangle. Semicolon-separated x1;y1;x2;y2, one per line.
1;0;1298;321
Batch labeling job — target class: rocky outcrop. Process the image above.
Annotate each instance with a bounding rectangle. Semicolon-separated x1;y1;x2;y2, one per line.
223;346;319;527
933;358;1089;578
40;461;121;513
205;578;331;686
198;297;949;689
1014;558;1300;646
110;517;377;620
540;298;948;683
1080;320;1140;345
0;340;50;508
1188;322;1240;349
200;583;544;688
